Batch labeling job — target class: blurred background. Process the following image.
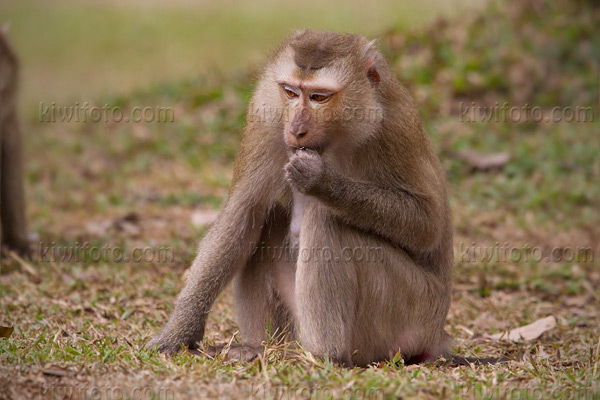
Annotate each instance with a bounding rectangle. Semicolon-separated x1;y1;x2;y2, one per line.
2;0;483;108
0;0;598;398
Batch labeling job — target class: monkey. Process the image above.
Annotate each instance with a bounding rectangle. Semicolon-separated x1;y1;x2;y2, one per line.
147;29;456;368
0;25;29;256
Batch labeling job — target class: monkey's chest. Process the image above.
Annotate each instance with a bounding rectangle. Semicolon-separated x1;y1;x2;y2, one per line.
290;189;306;238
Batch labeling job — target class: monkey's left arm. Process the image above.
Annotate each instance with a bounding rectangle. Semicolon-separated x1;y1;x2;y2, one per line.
285;150;443;254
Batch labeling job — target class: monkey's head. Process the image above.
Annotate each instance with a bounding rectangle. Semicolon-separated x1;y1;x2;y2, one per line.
266;30;384;156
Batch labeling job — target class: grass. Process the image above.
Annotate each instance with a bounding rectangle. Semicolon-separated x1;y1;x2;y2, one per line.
1;0;599;398
0;0;484;110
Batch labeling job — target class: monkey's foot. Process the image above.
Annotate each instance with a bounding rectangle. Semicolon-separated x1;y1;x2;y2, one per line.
145;335;181;355
145;330;203;355
204;344;262;363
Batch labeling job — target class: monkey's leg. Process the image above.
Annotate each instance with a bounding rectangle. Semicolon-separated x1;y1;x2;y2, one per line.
350;239;451;366
230;207;296;362
295;203;357;367
296;203;450;367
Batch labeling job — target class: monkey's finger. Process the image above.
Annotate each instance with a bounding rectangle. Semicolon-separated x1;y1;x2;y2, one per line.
296;147;320;158
296;152;320;166
283;168;296;184
285;161;304;178
284;170;302;189
284;168;309;193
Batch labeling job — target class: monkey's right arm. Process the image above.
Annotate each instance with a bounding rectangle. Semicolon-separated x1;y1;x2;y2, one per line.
147;121;283;354
146;200;267;354
286;150;444;254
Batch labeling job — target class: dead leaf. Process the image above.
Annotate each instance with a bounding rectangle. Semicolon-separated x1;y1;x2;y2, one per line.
455;325;475;337
122;211;140;223
85;220;112;236
61;273;76;286
114;221;141;237
487;316;556;341
73;269;101;282
191;209;219;228
564;296;589;307
114;212;142;237
42;366;68;377
473;312;510;330
0;326;14;338
456;150;511;171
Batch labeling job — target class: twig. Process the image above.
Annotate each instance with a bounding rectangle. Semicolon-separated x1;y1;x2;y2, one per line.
593;335;600;379
7;249;39;279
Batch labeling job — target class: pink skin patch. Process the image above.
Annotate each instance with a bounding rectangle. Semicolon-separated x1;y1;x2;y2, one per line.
392;331;435;364
290;189;306;237
404;351;434;365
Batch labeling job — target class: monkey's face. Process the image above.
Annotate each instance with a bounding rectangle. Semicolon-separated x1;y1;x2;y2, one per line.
266;32;385;159
278;81;338;154
277;74;383;159
271;53;383;158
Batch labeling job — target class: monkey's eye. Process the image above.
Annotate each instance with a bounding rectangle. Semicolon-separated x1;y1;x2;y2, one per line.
283;86;299;99
310;93;330;103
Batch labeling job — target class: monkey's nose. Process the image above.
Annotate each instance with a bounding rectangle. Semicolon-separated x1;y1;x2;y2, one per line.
294;130;307;139
287;132;305;149
289;126;308;139
289;112;310;139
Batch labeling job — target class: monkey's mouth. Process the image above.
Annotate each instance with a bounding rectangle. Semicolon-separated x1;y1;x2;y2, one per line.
290;145;323;155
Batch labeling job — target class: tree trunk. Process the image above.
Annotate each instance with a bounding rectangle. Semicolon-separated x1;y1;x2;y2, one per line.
0;27;29;255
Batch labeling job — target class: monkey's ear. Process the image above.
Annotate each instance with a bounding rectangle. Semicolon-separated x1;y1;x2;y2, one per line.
363;41;381;87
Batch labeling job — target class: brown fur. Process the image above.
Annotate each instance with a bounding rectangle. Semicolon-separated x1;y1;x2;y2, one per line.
147;30;454;368
290;30;359;71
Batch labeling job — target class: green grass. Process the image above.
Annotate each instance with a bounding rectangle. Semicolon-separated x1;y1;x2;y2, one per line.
0;0;484;111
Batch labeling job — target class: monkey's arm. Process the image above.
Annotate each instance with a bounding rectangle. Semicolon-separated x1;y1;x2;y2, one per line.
147;121;284;354
285;150;443;253
146;198;267;354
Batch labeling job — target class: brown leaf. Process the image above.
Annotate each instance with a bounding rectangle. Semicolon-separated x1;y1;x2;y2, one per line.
191;209;219;228
114;220;141;237
113;212;142;237
487;316;556;341
456;150;511;171
0;326;14;338
122;211;140;223
85;220;112;237
564;296;589;308
473;312;510;330
42;366;68;377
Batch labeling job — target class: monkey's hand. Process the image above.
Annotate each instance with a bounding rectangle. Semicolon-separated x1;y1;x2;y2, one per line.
284;149;326;194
